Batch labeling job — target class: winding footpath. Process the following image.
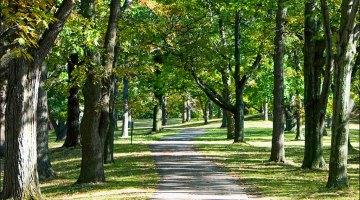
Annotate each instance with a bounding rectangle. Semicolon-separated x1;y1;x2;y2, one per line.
149;128;249;200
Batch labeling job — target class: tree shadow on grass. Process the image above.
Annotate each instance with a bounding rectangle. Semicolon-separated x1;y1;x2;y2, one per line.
41;144;158;199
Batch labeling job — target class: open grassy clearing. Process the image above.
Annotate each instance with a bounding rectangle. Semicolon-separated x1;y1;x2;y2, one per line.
195;120;360;200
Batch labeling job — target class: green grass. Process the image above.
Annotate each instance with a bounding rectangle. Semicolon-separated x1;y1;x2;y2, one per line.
42;120;183;199
195;120;360;200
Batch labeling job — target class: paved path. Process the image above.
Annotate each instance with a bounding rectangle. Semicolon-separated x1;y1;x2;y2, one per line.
149;128;249;200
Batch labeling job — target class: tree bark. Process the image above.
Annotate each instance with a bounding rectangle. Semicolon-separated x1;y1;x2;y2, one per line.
122;78;130;137
233;10;242;143
161;96;167;125
270;0;287;163
37;63;56;180
221;109;227;128
152;100;162;132
302;0;327;169
294;49;303;140
78;0;113;183
63;54;80;147
326;0;359;189
182;100;187;123
2;0;74;197
284;106;296;132
186;99;191;122
77;69;104;182
0;79;6;157
104;44;120;164
3;58;42;199
226;111;235;139
264;99;269;121
208;101;213;119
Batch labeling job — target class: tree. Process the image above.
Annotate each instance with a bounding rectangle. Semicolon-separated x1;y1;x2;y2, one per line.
0;79;5;157
270;0;287;163
302;0;329;169
1;0;74;198
37;63;56;180
325;0;359;189
77;0;121;182
63;54;80;147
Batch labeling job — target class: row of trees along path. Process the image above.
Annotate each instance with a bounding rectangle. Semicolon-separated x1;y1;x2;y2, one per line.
0;0;358;199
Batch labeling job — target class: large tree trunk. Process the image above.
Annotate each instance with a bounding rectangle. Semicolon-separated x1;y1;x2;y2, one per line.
122;78;130;137
2;0;74;197
37;64;56;180
326;0;359;189
77;70;105;182
3;58;42;199
302;0;327;169
63;54;80;147
270;0;287;163
0;80;6;157
78;0;120;182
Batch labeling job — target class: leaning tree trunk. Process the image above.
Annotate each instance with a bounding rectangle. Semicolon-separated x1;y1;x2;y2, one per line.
3;59;42;199
270;0;287;163
0;80;6;157
326;0;359;189
37;64;56;180
63;54;80;147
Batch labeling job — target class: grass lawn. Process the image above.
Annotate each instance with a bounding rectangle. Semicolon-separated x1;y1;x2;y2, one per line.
41;119;184;199
41;118;211;199
195;120;360;200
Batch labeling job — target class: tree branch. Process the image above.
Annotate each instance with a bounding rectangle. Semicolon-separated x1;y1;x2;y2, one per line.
320;0;334;104
238;53;262;90
188;68;235;112
36;0;75;64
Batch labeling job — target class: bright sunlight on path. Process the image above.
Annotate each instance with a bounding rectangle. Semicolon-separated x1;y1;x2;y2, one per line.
149;128;249;200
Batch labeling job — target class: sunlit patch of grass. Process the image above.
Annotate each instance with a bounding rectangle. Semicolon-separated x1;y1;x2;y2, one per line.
195;121;360;200
43;125;182;199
